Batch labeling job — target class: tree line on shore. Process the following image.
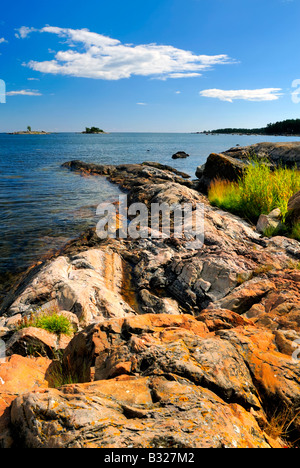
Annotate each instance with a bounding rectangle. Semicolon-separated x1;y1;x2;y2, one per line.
204;119;300;136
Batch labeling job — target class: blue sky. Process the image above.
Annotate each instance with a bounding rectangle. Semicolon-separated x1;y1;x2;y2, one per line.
1;0;300;132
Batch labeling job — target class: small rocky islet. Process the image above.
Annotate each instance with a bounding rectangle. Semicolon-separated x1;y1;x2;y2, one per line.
0;142;300;448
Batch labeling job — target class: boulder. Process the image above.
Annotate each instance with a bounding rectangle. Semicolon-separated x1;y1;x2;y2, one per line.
6;327;71;358
195;163;205;179
256;210;282;235
0;355;50;448
196;153;248;193
172;151;189;159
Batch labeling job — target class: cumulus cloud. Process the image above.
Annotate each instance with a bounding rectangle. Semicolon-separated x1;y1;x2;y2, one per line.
200;88;282;102
15;26;37;39
168;73;202;79
155;72;202;81
6;89;42;96
18;26;234;81
0;38;7;44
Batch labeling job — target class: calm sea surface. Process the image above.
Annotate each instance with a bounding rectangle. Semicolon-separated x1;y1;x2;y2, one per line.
1;132;300;298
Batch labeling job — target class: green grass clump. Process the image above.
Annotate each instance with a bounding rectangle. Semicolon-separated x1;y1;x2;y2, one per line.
291;223;300;241
263;225;281;238
208;159;300;224
34;313;74;336
18;310;74;336
208;179;242;214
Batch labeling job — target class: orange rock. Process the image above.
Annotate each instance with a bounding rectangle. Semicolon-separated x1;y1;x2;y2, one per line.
123;313;209;337
218;326;300;412
0;354;50;394
63;314;260;409
11;376;271;448
0;354;51;448
197;308;254;331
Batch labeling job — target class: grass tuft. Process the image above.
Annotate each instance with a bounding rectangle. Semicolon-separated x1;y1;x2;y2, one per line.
291;223;300;241
208;158;300;236
17;309;74;336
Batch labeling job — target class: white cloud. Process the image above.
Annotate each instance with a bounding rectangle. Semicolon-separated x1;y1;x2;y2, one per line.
137;102;147;106
15;26;37;39
6;89;42;96
155;72;202;81
27;77;40;81
19;26;234;81
168;73;202;79
200;88;282;102
0;38;7;44
175;91;181;94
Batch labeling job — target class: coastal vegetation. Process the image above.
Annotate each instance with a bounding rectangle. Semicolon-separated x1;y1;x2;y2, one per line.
83;126;105;134
208;159;300;239
17;309;74;336
203;118;300;136
7;127;50;135
46;357;89;388
292;222;300;240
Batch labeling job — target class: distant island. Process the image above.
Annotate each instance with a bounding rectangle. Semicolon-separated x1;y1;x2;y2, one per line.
82;127;108;134
194;119;300;136
7;126;50;135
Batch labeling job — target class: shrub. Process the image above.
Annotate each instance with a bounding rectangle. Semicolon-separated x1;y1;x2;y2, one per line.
208;159;300;225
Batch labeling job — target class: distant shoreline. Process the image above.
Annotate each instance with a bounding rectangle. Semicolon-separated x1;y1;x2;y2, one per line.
192;132;300;137
7;131;51;135
194;118;300;137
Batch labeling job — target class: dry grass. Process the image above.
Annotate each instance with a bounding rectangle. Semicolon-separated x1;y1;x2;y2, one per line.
46;355;91;388
265;406;300;447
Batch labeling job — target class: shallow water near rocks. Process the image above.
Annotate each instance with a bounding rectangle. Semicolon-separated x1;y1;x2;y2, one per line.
1;132;299;303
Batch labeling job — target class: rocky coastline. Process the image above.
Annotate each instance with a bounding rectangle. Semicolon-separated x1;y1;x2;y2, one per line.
1;144;300;448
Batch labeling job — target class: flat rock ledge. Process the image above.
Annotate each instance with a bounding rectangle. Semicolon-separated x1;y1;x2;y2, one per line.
0;160;300;448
